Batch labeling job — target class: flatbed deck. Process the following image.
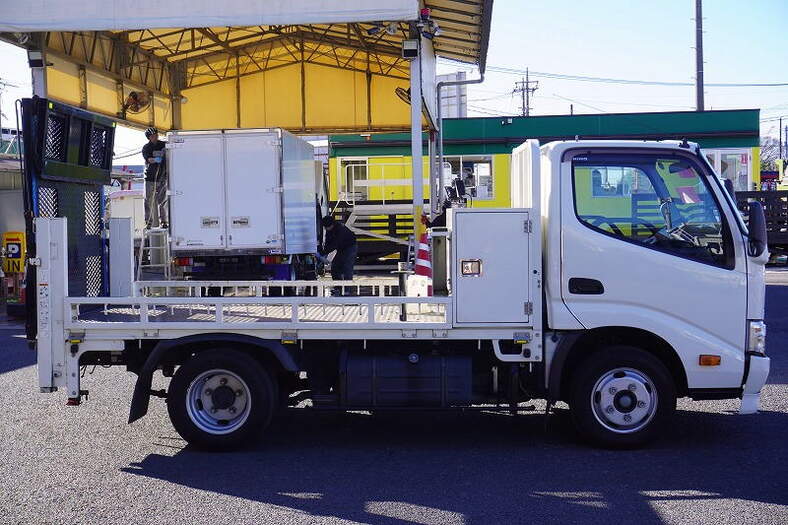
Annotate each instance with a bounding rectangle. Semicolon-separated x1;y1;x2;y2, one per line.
73;302;447;325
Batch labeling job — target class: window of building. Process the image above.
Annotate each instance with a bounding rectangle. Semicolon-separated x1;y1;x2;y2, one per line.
443;155;494;201
339;158;368;202
701;149;752;192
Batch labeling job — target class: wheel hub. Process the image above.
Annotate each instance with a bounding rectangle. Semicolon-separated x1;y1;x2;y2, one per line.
613;390;637;413
591;368;658;434
186;369;251;435
211;385;236;410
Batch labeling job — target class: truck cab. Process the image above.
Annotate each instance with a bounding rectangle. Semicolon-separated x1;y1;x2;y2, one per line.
528;140;770;440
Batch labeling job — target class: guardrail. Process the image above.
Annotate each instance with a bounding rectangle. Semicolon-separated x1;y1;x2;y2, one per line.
65;294;451;330
134;279;401;297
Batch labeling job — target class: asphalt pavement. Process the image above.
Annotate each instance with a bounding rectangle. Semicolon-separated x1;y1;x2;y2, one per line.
0;280;787;524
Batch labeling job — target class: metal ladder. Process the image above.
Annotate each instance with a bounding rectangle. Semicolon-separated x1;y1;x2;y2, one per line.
136;227;170;280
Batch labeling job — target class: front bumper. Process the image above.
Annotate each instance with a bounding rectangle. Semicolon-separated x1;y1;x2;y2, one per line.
739;354;770;414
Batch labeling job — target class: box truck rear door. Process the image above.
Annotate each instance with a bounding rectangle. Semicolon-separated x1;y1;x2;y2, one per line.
225;131;283;251
169;134;225;250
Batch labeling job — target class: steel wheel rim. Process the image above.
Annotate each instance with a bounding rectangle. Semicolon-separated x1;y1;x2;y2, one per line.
590;367;658;434
185;369;251;435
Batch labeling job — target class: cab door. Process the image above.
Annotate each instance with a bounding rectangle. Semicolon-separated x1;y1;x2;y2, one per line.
560;148;748;389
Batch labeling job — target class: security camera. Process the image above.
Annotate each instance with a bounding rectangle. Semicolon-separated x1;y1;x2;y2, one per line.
402;40;419;59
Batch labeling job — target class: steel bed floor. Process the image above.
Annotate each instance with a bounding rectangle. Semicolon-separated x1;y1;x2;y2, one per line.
73;303;447;325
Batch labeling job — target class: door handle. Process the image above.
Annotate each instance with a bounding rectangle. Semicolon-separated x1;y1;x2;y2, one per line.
568;278;604;295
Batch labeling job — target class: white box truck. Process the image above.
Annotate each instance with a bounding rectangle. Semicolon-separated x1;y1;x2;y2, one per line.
32;139;770;450
166;128;320;280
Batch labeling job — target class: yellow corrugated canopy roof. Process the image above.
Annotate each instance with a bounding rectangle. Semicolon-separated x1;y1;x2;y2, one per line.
0;0;492;132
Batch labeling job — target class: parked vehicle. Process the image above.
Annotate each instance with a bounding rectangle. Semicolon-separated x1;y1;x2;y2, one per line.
26;104;770;451
165;129;322;281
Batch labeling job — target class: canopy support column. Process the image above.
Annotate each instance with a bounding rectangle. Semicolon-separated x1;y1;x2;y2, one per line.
28;35;48;97
410;50;423;249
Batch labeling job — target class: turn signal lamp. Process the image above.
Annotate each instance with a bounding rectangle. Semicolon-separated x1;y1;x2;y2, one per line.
748;321;767;355
699;355;721;366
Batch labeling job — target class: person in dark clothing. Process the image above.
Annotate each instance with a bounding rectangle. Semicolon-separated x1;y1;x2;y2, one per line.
141;127;168;228
426;200;452;229
320;216;357;286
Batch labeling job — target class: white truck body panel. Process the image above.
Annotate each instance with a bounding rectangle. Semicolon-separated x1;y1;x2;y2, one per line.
510;141;580;380
168;133;225;250
224;130;282;249
451;209;532;325
108;218;134;297
167;128;316;255
281;131;319;255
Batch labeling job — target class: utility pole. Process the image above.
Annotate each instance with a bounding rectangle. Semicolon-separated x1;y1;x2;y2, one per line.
695;0;705;111
513;68;539;117
780;117;783;159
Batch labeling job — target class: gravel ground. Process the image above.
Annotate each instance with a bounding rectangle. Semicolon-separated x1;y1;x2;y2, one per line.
0;282;786;524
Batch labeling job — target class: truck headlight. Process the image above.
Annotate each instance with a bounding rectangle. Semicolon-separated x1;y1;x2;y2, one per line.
748;321;766;355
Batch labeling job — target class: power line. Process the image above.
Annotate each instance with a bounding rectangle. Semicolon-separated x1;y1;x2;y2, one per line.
439;57;788;87
466;104;518;117
483;64;788;88
761;115;788;122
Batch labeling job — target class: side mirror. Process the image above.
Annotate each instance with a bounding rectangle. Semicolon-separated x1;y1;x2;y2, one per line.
723;178;735;200
747;201;768;258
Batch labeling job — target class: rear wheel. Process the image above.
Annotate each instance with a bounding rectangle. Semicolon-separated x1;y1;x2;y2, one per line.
167;349;276;450
569;345;676;448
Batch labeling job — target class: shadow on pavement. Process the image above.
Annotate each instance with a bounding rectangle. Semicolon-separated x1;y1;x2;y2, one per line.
0;330;34;375
119;282;788;523
122;405;788;524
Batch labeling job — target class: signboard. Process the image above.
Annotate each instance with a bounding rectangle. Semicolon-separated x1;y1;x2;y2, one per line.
2;232;26;274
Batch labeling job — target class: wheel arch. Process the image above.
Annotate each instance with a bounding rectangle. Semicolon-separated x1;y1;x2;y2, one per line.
549;326;688;402
128;333;300;424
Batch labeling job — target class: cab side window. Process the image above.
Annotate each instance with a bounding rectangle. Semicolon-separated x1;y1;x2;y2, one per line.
572;154;732;268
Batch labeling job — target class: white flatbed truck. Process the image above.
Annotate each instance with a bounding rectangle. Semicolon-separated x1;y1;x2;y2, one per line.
33;139;771;450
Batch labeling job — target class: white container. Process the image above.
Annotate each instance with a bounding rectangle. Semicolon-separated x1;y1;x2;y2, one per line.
166;129;316;255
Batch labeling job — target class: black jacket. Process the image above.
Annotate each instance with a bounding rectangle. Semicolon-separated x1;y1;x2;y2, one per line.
141;140;166;182
321;223;356;256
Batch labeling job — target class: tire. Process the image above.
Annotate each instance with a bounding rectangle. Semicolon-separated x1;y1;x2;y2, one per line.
569;345;676;448
167;349;277;450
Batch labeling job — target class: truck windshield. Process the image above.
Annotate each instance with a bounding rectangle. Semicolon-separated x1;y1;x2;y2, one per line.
572;153;733;268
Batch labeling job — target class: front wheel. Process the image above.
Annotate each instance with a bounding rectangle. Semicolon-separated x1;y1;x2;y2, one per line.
569;346;676;448
167;349;277;450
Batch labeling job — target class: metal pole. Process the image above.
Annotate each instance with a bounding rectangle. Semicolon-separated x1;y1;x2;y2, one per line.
427;130;437;216
525;69;531;117
780;117;783;160
410;44;423;247
520;76;526;117
436;73;484;213
695;0;705;111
